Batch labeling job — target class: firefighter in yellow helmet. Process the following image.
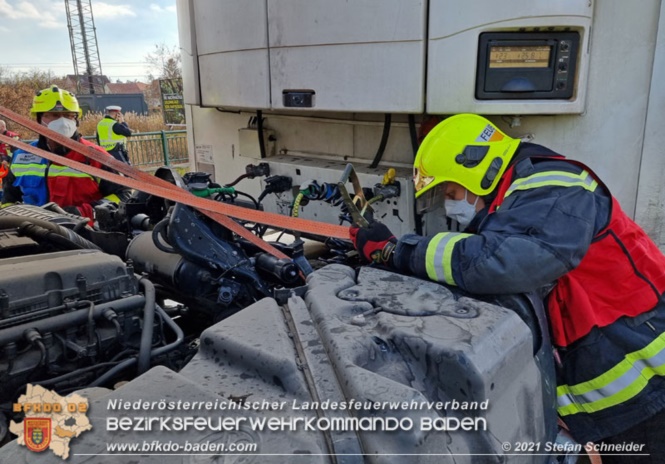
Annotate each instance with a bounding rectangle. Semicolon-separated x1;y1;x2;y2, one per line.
5;86;129;220
351;114;665;460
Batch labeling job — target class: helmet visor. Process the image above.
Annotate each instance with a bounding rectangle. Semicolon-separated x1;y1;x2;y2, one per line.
413;166;436;195
416;182;447;214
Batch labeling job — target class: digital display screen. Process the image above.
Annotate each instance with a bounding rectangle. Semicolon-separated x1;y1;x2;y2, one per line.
489;46;551;68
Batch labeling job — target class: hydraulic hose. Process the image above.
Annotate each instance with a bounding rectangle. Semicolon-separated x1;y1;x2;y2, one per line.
137;278;156;375
0;296;145;346
88;304;184;387
86;301;97;356
0;215;100;251
151;218;177;254
35;340;47;367
37;361;121;388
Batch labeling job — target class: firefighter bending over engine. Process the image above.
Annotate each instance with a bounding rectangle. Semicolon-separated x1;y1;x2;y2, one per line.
351;114;665;462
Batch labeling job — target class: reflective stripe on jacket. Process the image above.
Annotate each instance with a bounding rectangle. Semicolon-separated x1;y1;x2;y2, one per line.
12;138;108;208
11;142;48;206
489;160;665;347
557;328;665;417
423;165;601;288
488;154;665;442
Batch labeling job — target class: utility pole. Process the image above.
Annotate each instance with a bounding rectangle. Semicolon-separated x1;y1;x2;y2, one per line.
64;0;104;94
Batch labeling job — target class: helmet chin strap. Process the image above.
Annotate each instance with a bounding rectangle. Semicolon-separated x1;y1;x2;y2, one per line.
45;138;70;156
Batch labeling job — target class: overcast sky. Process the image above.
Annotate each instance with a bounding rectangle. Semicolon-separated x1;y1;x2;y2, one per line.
0;0;179;82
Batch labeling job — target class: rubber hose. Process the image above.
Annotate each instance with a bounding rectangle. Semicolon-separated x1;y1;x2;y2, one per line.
88;304;184;388
137;278;156;375
0;215;100;250
151;218;176;253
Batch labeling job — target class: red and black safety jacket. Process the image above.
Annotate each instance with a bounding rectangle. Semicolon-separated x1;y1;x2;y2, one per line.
10;136;126;218
393;143;665;442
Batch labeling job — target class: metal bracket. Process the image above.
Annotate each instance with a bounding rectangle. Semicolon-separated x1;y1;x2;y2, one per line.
337;163;371;228
274;285;308;306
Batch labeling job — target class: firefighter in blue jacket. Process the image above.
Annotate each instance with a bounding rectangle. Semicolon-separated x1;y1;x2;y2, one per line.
351;114;665;461
4;86;128;220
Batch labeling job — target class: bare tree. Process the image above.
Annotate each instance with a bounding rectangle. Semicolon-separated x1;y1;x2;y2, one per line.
0;70;68;136
144;43;182;80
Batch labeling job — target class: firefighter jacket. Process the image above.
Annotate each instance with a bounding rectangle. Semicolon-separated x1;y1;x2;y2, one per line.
10;136;125;216
392;143;665;443
96;115;132;164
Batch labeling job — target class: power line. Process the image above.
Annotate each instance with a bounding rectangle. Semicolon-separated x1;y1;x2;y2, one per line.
0;62;150;66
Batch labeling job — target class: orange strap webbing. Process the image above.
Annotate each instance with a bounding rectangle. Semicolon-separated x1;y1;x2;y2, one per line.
0;106;351;260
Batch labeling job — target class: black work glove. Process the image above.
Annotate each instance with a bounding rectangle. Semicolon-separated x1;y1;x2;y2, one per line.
349;221;397;265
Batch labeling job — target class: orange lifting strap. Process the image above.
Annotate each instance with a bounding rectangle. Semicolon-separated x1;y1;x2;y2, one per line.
0;106;351;261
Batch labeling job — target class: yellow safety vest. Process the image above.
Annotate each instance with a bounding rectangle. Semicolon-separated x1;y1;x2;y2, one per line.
96;117;126;152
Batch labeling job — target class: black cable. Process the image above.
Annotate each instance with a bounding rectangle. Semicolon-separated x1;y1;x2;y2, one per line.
233;191;260;209
257;110;266;159
257;189;269;205
408;114;418;158
110;348;137;362
224;173;250;188
214;190;260;210
369;113;392;169
37;362;121;387
409;114;424;235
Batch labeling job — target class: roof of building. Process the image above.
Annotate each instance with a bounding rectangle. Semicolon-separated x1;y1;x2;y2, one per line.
106;82;148;94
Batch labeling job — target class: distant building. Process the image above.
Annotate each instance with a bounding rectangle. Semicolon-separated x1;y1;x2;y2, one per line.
105;82;149;94
62;75;111;94
59;75;158;115
76;94;149;115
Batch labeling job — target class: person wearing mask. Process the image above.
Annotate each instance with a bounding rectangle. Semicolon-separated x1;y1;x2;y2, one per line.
350;113;665;461
5;86;129;220
96;105;132;164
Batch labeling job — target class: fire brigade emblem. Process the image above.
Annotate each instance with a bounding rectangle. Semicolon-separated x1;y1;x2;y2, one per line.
25;418;51;452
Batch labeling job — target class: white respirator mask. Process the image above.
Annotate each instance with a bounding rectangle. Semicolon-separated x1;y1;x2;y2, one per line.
46;117;77;139
444;190;479;229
